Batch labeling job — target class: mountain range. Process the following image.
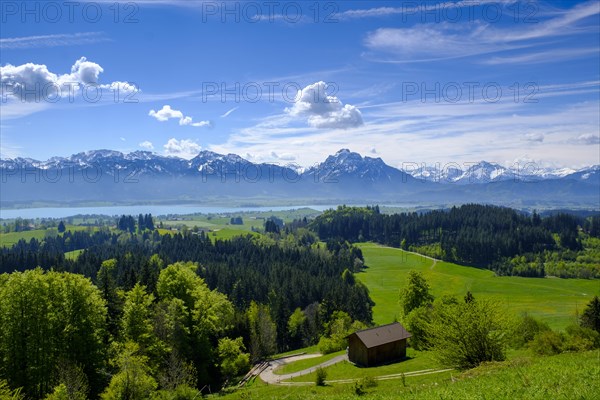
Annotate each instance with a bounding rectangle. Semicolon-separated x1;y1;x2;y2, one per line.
1;149;598;209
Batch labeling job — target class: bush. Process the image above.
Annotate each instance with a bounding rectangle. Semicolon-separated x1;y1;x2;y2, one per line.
317;336;346;354
315;368;327;386
512;313;550;348
403;306;431;350
428;298;509;369
564;324;600;351
150;385;200;400
353;376;377;396
530;330;564;355
0;380;23;399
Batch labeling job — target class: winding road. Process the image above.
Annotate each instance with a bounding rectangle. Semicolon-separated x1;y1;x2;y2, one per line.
259;354;348;384
259;353;451;386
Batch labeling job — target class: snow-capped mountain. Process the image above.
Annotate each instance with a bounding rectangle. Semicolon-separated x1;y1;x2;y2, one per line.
303;149;414;184
1;149;598;208
403;161;599;184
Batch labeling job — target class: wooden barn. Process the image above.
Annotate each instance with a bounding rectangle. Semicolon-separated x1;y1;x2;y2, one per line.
346;322;411;367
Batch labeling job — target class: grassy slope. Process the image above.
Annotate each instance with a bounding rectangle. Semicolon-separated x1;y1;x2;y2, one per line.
0;225;92;247
357;243;599;330
221;351;599;400
0;229;47;247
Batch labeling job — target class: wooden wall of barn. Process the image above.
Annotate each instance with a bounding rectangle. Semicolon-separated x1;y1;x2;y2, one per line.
348;336;407;367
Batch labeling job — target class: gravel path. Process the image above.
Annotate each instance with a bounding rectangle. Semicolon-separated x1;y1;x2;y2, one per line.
259;354;348;384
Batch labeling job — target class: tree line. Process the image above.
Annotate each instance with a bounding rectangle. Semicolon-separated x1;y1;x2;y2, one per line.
309;204;598;277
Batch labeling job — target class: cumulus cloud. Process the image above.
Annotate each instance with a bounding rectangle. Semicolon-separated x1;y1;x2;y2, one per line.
163;138;202;159
0;57;137;102
285;81;364;129
139;141;154;150
149;105;183;121
149;105;211;127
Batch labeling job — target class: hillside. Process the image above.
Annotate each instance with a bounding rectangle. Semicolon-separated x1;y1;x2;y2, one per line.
356;243;597;330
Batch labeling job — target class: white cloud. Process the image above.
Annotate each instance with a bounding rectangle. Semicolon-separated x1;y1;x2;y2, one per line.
210;94;600;169
524;133;544;142
220;107;238;118
120;137;126;142
270;151;296;161
179;116;211;127
163;138;202;159
285;81;364;129
0;57;138;103
149;105;211;127
571;133;600;145
0;32;109;49
363;1;600;63
483;47;599;65
149;105;183;121
340;0;516;19
139;141;154;150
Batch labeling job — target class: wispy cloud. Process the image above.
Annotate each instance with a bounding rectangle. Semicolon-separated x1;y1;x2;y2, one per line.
483;47;599;65
340;0;517;20
209;90;599;169
364;1;600;63
0;32;109;49
220;107;238;118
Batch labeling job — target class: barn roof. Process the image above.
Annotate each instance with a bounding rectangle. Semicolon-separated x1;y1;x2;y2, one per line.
348;322;411;349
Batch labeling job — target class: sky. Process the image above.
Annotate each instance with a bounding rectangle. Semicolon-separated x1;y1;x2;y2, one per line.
1;0;599;170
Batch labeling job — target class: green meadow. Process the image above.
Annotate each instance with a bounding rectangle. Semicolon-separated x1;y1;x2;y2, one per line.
221;351;599;399
0;225;92;247
356;243;599;330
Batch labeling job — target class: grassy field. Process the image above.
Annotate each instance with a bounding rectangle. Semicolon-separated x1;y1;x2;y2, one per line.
356;243;599;330
0;225;92;247
64;249;84;260
0;229;48;247
219;351;599;399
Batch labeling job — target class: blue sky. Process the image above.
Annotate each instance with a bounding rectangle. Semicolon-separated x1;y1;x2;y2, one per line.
1;0;599;169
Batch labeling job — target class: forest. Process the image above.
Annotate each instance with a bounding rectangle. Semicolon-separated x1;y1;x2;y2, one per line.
0;221;371;398
310;204;600;278
1;205;599;398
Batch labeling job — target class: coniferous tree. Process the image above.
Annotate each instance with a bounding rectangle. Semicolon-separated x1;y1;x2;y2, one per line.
580;296;600;334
